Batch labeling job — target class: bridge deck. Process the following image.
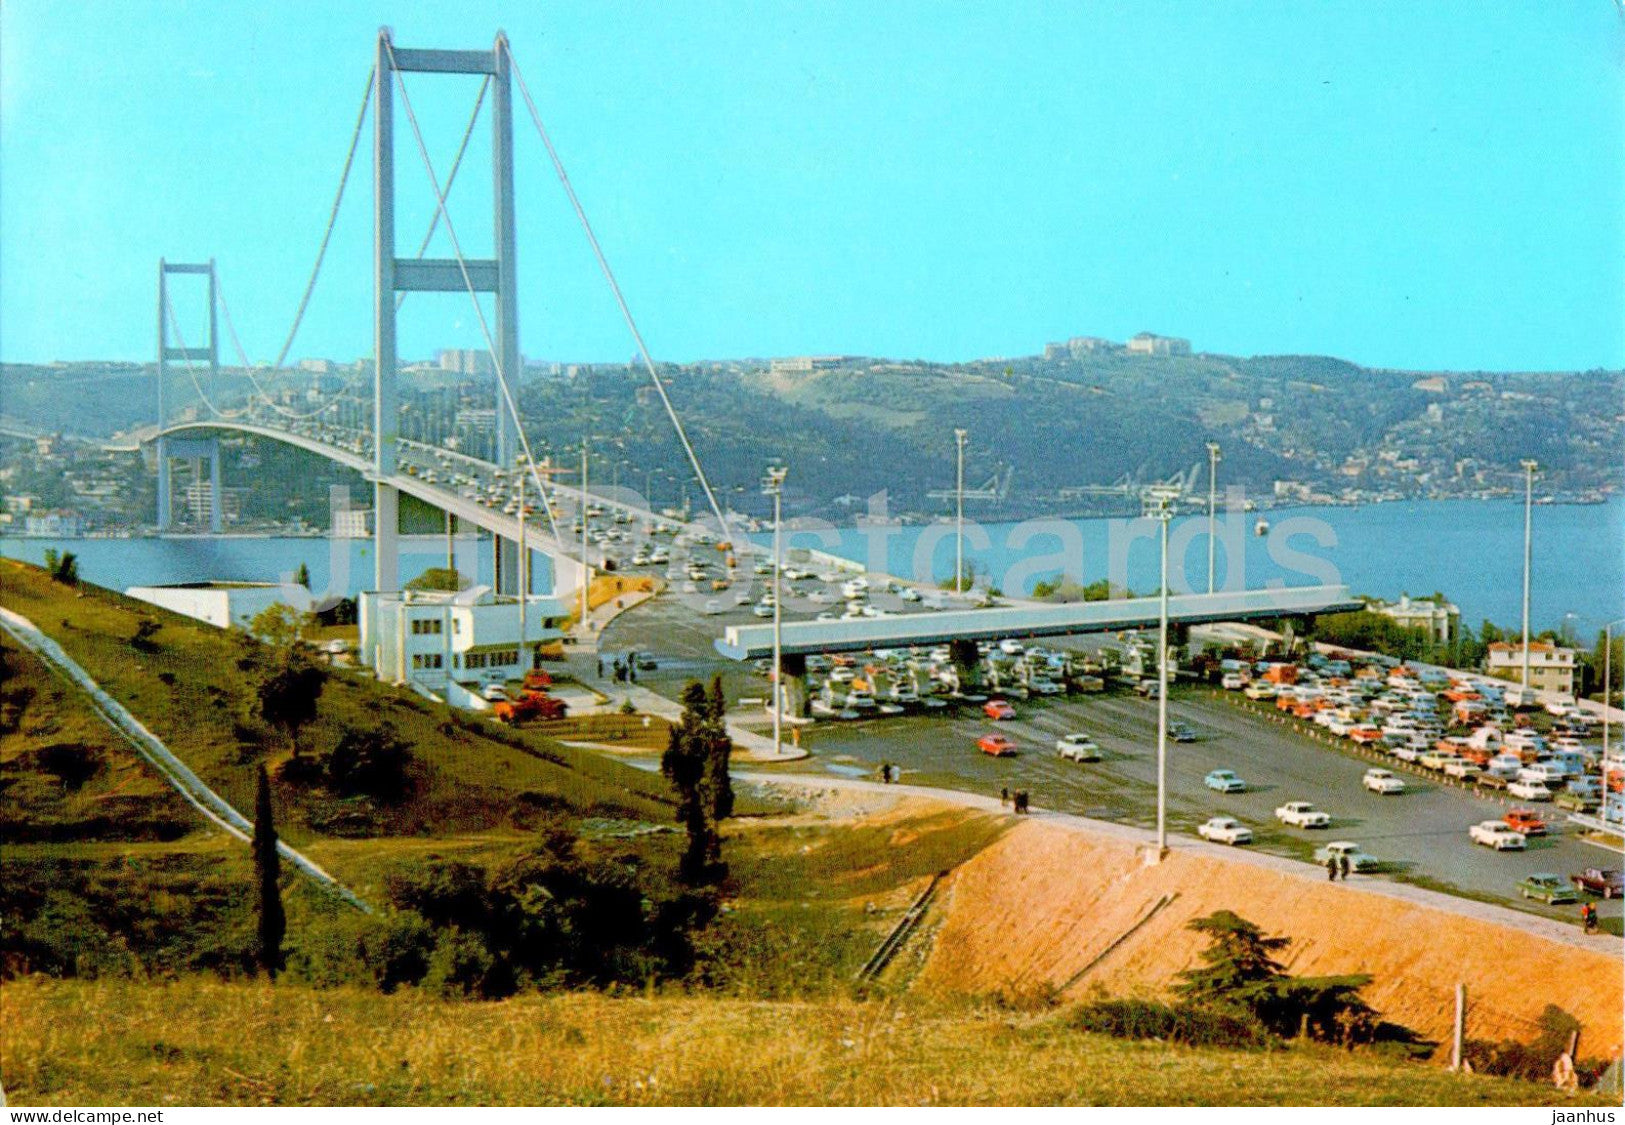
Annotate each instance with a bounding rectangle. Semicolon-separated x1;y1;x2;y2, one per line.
713;586;1363;660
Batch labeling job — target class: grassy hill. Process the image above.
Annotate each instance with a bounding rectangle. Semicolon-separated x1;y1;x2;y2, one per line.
4;977;1608;1107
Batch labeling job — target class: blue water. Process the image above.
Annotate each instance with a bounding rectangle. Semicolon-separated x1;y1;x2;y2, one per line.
755;497;1621;635
3;497;1618;633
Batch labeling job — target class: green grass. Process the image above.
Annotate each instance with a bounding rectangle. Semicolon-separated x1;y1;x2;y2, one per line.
0;560;680;854
3;976;1611;1106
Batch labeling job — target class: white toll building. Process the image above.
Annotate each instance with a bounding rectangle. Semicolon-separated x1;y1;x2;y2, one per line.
358;585;566;692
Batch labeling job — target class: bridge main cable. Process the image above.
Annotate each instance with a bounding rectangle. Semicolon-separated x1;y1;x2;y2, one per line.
505;42;733;543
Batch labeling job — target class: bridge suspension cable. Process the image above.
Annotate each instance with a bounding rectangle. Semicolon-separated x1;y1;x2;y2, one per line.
385;43;566;549
214;275;347;421
267;67;374;374
162;297;240;420
505;43;733;542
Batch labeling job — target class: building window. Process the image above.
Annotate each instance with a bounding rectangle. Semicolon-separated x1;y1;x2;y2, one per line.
410;618;443;636
411;653;444;670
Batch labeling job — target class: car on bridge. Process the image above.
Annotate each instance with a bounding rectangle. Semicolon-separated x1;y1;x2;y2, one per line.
1274;801;1331;829
1468;821;1527;851
1204;769;1246;793
1507;778;1554;802
1517;873;1578;905
983;699;1016;721
1169;721;1198;743
978;733;1017;757
1362;768;1405;794
1055;733;1101;762
1198;816;1253;846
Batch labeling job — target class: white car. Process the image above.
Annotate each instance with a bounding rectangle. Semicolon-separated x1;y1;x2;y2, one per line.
1198;816;1253;846
1221;672;1247;690
1056;733;1101;762
1275;801;1331;829
1363;768;1405;794
480;683;509;702
1506;779;1553;802
1468;821;1527;850
1029;678;1065;696
1314;841;1378;872
1244;683;1277;701
998;638;1025;656
899;587;923;603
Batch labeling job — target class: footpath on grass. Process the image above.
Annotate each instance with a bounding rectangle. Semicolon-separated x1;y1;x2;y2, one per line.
0;605;369;912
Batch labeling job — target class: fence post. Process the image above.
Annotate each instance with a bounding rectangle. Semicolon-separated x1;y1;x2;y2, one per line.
1451;982;1466;1070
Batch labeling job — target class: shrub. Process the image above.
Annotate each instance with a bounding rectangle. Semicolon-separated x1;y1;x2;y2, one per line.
326;723;414;801
1070;999;1272;1049
37;743;101;791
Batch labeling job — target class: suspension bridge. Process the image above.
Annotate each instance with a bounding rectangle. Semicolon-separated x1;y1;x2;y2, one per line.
147;30;738;630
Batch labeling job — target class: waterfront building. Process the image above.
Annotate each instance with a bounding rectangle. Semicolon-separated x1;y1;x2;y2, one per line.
1484;641;1576;695
1367;593;1460;644
358;586;566;693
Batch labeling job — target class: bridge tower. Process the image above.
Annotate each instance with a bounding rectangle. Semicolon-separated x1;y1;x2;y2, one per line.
155;259;222;534
372;28;523;594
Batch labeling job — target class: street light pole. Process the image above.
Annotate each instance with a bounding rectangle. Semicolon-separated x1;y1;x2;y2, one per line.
763;466;789;758
580;440;591;631
517;454;527;670
954;429;968;592
1144;485;1179;858
1603;619;1624;837
1206;442;1221;594
1520;459;1538;689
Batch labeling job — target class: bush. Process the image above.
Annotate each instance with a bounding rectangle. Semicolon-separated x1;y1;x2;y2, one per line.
37;743;101;791
326;723;414;801
1070;999;1272;1049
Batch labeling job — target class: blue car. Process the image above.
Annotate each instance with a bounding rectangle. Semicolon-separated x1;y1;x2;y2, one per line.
1204;769;1246;793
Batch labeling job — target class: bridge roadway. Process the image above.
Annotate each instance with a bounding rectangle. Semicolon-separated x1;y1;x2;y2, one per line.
156;420;745;585
713;585;1364;660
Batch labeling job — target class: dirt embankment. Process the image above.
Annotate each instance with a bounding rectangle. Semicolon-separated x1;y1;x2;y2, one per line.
916;820;1623;1055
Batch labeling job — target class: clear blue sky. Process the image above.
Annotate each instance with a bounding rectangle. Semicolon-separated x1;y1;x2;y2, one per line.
3;1;1621;370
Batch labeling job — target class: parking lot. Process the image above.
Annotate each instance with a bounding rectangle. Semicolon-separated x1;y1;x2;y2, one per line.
786;683;1621;925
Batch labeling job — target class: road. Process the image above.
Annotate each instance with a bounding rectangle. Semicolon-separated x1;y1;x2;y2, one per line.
598;593;1622;930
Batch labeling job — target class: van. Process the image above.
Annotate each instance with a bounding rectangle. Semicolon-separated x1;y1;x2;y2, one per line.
1517;761;1567;787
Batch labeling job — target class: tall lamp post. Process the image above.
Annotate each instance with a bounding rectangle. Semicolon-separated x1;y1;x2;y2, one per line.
1206;442;1222;594
954;429;969;592
763;465;788;758
1603;618;1624;838
1519;459;1538;689
1144;485;1180;858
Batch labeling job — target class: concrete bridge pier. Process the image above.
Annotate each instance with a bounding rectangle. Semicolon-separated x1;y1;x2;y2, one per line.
493;535;520;595
375;482;399;593
949;638;982;690
156;437;172;530
157;435;223;533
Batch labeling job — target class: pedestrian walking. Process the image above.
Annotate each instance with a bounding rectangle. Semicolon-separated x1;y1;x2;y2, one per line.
1001;786;1010;807
1338;854;1351;881
1325;856;1337;882
597;656;604;679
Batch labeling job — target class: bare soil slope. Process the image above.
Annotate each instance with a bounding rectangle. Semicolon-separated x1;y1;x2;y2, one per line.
916;819;1623;1054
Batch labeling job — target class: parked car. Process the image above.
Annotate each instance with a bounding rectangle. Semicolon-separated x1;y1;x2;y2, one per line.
1221;672;1247;690
1314;841;1378;872
1518;873;1578;905
1363;768;1405;795
1168;722;1198;743
1198;816;1253;846
1507;778;1554;802
1571;868;1624;899
1468;821;1527;851
1243;683;1277;701
1275;801;1331;829
978;733;1017;757
1055;733;1101;762
983;699;1016;721
1204;769;1246;794
1503;808;1548;836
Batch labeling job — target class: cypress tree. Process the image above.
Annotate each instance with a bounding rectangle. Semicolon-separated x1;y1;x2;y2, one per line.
253;765;286;978
706;675;735;820
662;682;720;882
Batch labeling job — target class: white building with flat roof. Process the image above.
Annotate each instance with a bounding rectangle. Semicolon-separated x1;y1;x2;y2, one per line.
358;585;566;691
126;581;312;630
1485;641;1576;695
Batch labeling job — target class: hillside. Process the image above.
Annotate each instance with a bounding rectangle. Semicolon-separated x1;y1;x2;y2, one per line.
3;978;1608;1107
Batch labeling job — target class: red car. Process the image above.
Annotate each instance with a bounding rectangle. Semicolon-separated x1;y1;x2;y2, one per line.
984;699;1016;720
978;733;1017;757
1504;808;1548;836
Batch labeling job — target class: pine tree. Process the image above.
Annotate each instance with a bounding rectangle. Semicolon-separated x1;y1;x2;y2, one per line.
253;765;287;978
705;675;734;820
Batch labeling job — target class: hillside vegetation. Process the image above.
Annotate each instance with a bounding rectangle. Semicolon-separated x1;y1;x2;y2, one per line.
4;978;1607;1107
